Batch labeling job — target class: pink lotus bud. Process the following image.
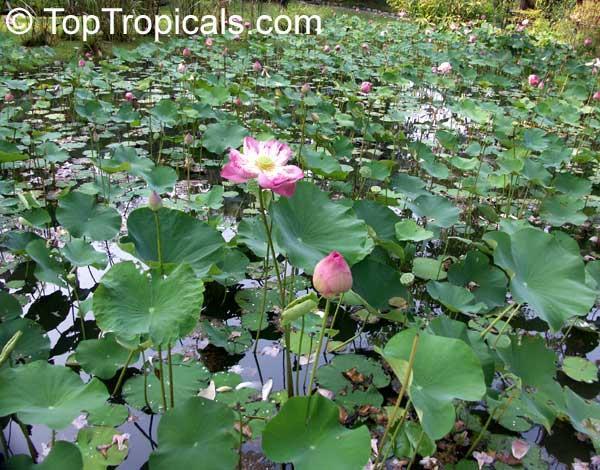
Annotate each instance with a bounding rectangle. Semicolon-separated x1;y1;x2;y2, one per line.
521;19;529;26
184;133;194;145
205;37;213;47
253;61;262;72
437;62;452;74
528;74;540;86
537;81;545;89
584;38;593;47
593;91;600;101
361;43;369;51
313;252;353;298
335;44;341;52
78;59;86;68
300;83;311;94
92;131;99;142
234;97;243;106
182;47;191;57
85;52;93;59
468;34;477;43
148;191;162;211
244;21;251;29
177;63;187;74
233;34;241;41
360;81;373;94
323;45;331;53
124;92;134;102
4;92;14;103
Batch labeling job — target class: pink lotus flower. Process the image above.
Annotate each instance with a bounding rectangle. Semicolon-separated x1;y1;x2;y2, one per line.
221;137;303;197
511;439;530;460
584;38;593;47
300;83;311;94
148;191;162;211
323;45;331;53
177;63;187;73
4;92;14;103
313;252;352;298
234;97;243;106
335;44;341;52
78;59;86;68
253;61;262;72
437;62;452;74
528;74;540;86
468;34;477;43
361;43;369;52
182;47;191;57
593;91;600;101
124;92;134;102
360;81;373;94
205;37;213;47
244;21;251;29
184;133;194;145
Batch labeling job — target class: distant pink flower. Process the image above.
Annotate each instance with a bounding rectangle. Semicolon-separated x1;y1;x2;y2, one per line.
469;34;477;43
111;433;130;452
184;133;194;145
323;45;331;53
593;91;600;101
537;80;545;89
361;42;369;52
528;74;540;86
124;92;134;102
221;137;303;197
360;81;373;94
177;63;187;73
148;191;162;211
313;251;353;298
301;83;311;94
398;10;407;18
584;38;593;47
4;92;14;103
205;37;213;47
511;439;530;460
234;97;243;106
182;47;191;57
253;61;262;72
78;59;86;68
437;62;452;74
335;44;341;52
244;21;251;29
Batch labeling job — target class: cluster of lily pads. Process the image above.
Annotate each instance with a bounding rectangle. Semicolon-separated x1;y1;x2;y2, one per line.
0;8;599;470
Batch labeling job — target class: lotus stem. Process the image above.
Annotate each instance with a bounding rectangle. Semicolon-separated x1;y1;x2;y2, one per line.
377;333;420;464
0;331;22;368
305;298;331;415
167;344;175;408
112;349;136;398
157;346;168;412
15;418;37;462
153;211;164;275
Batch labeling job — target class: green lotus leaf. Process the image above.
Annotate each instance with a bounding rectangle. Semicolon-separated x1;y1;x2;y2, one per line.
76;426;129;470
562;357;598;384
149;397;238;469
426;281;487;314
383;329;486;440
262;395;371;470
0;317;50;364
125;207;225;279
93;262;204;347
272;182;373;274
484;228;596;331
395;220;434;242
61;239;108;269
0;361;108;429
7;441;82;470
203;122;249;154
56;191;121;241
74;333;134;380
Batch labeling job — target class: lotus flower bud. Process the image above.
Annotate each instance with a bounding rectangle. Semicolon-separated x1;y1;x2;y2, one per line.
184;133;194;145
244;21;251;29
125;91;134;102
148;191;162;211
300;83;311;94
360;81;373;94
437;62;452;74
205;37;213;47
335;44;341;52
593;91;600;101
182;47;191;57
361;43;369;52
177;63;187;74
528;74;540;86
234;97;243;106
584;38;593;47
78;59;86;68
313;251;353;298
4;92;14;103
253;61;262;72
468;34;477;43
323;45;331;53
92;131;99;142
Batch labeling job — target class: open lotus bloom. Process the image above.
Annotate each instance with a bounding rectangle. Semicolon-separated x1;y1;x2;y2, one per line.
221;137;304;197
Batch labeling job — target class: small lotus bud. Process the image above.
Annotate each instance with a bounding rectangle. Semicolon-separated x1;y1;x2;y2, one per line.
360;81;373;94
124;91;134;102
335;44;341;52
184;133;194;145
584;38;593;47
205;37;213;47
323;45;331;53
177;63;187;74
234;97;243;106
300;83;311;94
528;74;540;87
182;47;191;57
253;60;262;72
593;91;600;101
78;59;86;68
4;92;14;103
312;251;353;298
148;191;162;211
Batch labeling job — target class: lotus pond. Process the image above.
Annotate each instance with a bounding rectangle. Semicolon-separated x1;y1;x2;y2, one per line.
0;8;599;470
